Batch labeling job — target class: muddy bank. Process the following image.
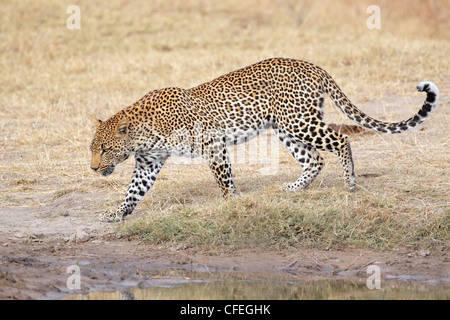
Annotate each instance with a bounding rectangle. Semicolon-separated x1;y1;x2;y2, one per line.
1;230;448;299
0;190;448;299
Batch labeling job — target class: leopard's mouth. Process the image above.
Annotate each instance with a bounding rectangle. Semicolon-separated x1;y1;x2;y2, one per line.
100;166;115;177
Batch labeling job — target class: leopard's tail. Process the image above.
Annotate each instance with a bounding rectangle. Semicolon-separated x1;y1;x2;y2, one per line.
321;71;439;134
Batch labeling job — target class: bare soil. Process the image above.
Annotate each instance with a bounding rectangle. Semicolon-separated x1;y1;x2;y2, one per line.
0;192;448;300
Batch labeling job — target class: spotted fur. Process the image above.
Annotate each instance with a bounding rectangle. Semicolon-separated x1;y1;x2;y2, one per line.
90;58;439;222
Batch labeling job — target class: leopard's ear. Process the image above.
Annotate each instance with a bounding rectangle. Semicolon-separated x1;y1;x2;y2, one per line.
115;117;128;138
92;116;102;128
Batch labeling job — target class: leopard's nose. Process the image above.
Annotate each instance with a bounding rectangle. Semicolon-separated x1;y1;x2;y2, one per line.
91;166;98;172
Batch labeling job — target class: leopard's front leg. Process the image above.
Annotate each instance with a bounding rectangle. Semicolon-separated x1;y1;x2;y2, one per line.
202;133;237;197
99;154;167;222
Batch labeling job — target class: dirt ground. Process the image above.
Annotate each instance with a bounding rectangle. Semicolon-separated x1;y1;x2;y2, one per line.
0;195;448;300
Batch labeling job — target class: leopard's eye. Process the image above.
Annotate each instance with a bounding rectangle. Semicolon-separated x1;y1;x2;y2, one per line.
101;144;107;156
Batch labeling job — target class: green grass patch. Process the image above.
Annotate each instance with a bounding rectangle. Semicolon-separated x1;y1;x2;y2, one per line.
118;189;449;252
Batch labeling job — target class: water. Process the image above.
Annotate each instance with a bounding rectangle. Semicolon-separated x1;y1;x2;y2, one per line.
65;278;450;300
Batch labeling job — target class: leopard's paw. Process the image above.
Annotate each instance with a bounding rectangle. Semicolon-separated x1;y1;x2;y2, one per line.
98;210;124;223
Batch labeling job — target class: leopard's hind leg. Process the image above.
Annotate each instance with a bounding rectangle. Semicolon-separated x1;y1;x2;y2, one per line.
275;129;325;191
275;122;356;191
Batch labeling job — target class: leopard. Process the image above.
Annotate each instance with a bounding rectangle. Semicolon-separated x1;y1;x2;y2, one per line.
90;58;439;222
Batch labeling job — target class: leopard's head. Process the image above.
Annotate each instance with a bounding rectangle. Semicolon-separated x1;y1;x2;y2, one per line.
90;114;132;176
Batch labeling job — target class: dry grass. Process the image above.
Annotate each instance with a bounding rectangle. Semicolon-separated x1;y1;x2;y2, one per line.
0;0;449;251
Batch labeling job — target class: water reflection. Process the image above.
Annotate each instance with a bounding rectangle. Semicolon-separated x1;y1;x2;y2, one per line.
65;278;449;300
